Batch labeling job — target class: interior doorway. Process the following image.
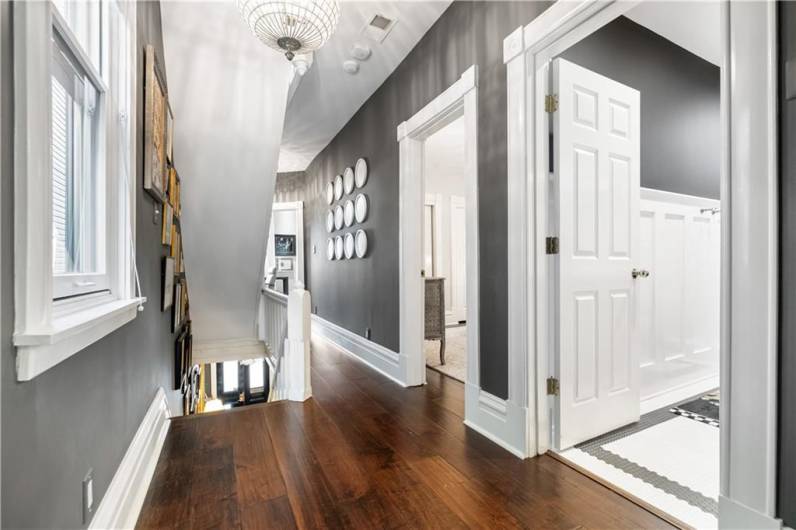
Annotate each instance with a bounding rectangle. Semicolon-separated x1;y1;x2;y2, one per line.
397;66;478;396
422;117;468;383
264;201;305;294
540;6;723;529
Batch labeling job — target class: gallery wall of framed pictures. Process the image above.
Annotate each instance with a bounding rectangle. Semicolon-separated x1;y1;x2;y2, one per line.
324;157;370;261
147;44;196;414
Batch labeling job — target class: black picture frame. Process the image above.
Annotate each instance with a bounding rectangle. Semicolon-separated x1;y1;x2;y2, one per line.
274;234;296;257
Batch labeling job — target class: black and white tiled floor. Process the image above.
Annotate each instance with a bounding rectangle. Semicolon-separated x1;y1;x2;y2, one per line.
560;391;720;529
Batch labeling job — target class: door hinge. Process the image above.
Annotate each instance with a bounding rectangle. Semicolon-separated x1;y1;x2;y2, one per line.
546;377;560;396
545;236;559;255
545;94;559;113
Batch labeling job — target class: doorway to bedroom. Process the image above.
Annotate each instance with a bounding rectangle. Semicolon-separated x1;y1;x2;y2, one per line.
422;117;468;383
541;4;723;528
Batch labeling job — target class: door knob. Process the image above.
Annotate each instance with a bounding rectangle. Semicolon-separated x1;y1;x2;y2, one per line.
632;269;650;279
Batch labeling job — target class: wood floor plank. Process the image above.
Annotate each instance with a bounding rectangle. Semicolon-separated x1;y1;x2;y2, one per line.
137;337;676;530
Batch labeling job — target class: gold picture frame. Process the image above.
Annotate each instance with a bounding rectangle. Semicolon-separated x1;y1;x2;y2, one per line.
144;45;168;202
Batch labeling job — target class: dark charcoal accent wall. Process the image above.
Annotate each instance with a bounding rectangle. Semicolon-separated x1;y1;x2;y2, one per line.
1;3;175;528
302;1;552;398
778;2;796;526
560;16;721;199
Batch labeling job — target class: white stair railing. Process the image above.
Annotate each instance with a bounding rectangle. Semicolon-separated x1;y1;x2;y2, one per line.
259;285;311;402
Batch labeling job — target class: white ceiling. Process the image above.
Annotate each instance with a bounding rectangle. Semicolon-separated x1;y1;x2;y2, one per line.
161;1;291;342
625;1;721;66
278;1;452;172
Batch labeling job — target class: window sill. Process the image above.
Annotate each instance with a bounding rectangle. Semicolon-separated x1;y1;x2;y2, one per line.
14;297;146;381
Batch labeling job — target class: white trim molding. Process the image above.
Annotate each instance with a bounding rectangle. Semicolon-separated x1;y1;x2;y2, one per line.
192;337;267;365
505;1;781;525
463;385;527;458
396;65;480;395
311;314;404;387
719;496;782;530
89;387;170;530
12;0;140;381
16;296;145;381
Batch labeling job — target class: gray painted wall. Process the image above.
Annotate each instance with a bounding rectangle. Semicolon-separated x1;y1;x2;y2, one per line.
1;3;176;527
302;1;552;398
778;2;796;526
299;6;719;398
560;16;721;199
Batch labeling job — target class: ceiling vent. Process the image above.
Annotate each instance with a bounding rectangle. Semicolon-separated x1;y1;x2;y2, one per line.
362;14;397;43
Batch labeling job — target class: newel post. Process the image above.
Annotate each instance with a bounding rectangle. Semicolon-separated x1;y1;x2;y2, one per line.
286;286;312;402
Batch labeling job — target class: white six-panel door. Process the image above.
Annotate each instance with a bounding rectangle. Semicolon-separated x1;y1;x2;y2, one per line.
553;58;641;449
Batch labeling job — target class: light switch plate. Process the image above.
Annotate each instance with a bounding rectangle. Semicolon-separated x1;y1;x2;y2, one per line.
83;469;94;524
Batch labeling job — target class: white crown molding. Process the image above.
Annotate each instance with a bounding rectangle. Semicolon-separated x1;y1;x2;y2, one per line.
89;388;170;530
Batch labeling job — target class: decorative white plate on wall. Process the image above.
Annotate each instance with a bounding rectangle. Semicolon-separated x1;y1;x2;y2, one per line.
326;210;334;233
344;232;355;259
354;193;369;223
326;238;335;260
334;205;344;230
325;182;334;205
334;235;344;260
343;167;355;195
334;174;344;201
343;199;355;227
355;158;368;188
355;229;368;258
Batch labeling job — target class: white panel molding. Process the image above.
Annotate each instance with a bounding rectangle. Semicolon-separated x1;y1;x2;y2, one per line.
192;338;266;365
310;314;405;387
463;384;527;458
89;388;171;530
638;189;720;407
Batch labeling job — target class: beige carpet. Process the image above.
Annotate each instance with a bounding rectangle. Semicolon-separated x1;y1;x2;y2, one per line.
425;325;466;383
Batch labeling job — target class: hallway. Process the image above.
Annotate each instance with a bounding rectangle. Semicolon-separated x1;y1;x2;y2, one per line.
137;338;672;529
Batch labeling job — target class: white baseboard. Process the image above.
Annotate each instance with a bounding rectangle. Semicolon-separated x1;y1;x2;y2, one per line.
311;314;406;387
89;387;171;530
719;496;782;530
464;383;527;458
640;374;720;414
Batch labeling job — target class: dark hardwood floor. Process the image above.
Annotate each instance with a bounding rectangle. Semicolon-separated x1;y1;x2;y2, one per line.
137;337;674;529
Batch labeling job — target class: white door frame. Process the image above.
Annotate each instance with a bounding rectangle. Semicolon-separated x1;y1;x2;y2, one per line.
504;1;781;526
270;201;305;287
397;66;479;391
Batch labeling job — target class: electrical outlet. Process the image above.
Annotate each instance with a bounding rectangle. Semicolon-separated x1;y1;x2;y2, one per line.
83;469;94;524
313;305;318;314
365;327;371;340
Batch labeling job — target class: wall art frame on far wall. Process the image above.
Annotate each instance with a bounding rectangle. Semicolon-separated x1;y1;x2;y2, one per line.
275;234;296;256
144;44;168;203
162;256;175;311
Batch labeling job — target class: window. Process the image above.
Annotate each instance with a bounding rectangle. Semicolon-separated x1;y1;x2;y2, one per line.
51;30;107;299
216;360;270;406
13;1;139;381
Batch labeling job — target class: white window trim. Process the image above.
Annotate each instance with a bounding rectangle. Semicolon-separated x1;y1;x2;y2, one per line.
13;1;142;382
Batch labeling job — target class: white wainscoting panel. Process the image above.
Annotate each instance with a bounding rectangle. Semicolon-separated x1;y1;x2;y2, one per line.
464;383;528;458
638;189;720;409
89;387;171;530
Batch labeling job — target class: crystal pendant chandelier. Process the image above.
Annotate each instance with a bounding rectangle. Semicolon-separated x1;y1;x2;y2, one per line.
237;0;341;61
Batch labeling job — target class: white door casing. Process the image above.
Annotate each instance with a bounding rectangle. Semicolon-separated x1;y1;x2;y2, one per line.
449;195;467;323
553;58;641;449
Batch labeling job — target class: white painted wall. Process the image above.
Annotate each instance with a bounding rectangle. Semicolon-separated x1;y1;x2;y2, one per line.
423;117;467;324
638;189;720;410
161;2;291;343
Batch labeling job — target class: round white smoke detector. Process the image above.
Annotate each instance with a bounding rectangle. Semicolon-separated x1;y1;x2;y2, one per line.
350;43;372;61
343;60;360;75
